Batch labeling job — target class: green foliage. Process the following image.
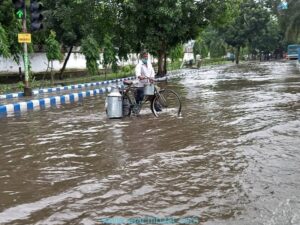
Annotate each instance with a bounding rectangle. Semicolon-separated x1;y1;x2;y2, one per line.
0;84;11;94
221;0;271;63
121;65;134;73
45;30;63;61
81;35;100;76
201;58;226;65
0;0;292;84
0;24;10;58
282;0;300;42
249;18;284;53
44;0;95;47
223;0;269;46
263;0;299;42
169;44;184;62
17;81;24;90
193;38;208;58
194;26;226;58
118;0;228;74
102;35;118;72
167;60;181;71
0;0;22;63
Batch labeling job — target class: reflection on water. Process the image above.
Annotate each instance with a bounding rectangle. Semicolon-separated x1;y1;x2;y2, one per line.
0;61;299;225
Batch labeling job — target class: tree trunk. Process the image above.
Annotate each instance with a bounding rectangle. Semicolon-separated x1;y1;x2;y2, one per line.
157;50;165;77
235;46;240;64
59;46;73;80
50;61;54;85
163;53;167;75
18;67;22;81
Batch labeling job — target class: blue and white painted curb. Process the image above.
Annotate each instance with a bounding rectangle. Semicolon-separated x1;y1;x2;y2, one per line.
0;76;135;100
0;71;189;117
0;85;122;116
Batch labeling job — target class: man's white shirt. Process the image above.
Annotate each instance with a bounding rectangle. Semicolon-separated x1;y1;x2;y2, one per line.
135;61;155;87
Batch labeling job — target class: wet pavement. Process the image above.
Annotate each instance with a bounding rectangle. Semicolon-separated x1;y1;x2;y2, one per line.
0;61;299;225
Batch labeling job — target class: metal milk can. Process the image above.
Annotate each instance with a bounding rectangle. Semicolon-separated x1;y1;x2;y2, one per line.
144;83;155;95
106;87;123;119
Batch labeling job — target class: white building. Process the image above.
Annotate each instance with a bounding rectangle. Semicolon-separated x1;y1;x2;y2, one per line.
0;52;139;74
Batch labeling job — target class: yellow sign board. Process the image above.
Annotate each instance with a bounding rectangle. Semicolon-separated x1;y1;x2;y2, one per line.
18;33;31;43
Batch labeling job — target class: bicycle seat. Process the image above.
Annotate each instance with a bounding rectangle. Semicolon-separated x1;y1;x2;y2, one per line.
123;80;133;85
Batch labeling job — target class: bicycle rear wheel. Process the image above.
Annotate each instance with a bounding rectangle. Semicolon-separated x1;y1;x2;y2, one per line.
122;93;132;117
151;89;182;117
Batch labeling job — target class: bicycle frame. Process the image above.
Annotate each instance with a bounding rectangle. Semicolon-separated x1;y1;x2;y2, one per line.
121;83;157;116
121;79;182;117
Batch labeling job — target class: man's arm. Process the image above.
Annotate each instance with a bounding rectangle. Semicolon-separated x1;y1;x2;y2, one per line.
149;63;155;79
135;63;146;80
135;64;141;79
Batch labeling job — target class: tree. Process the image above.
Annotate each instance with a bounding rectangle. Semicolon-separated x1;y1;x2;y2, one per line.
248;18;284;59
81;35;100;76
0;0;22;62
169;44;184;62
261;0;299;43
118;0;227;76
102;34;118;78
193;37;208;59
282;0;300;42
221;0;270;64
43;0;101;79
45;30;63;84
194;26;226;59
0;24;10;58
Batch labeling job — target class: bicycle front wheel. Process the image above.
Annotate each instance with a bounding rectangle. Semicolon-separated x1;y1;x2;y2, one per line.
151;89;182;117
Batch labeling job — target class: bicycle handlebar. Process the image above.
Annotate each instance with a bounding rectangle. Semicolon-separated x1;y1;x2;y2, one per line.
123;76;168;86
140;75;168;82
154;76;168;82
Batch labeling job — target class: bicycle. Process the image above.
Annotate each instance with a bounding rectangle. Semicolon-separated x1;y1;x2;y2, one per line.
121;79;182;117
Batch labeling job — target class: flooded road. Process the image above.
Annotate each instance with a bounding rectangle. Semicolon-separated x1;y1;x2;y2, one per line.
0;61;299;225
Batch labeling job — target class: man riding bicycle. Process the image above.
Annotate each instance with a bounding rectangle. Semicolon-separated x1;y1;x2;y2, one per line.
134;51;155;104
120;51;181;117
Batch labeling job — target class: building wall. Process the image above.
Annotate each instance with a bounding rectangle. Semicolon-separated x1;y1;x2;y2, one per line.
0;53;139;73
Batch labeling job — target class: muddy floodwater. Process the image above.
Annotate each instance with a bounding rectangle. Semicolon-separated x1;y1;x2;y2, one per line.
0;61;299;225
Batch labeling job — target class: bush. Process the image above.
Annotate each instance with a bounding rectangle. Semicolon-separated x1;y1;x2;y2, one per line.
121;65;134;73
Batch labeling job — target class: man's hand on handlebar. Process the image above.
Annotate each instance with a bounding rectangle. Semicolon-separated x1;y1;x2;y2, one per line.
138;75;154;83
138;75;146;80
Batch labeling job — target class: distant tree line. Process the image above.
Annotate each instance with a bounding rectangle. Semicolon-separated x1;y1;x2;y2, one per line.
0;0;299;79
194;0;300;64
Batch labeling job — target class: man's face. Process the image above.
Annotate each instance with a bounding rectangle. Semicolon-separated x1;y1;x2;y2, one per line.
142;54;148;60
142;54;148;64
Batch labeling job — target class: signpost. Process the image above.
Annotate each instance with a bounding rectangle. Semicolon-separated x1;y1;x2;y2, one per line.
18;33;32;43
22;8;32;96
16;9;23;19
12;0;44;96
13;0;32;96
